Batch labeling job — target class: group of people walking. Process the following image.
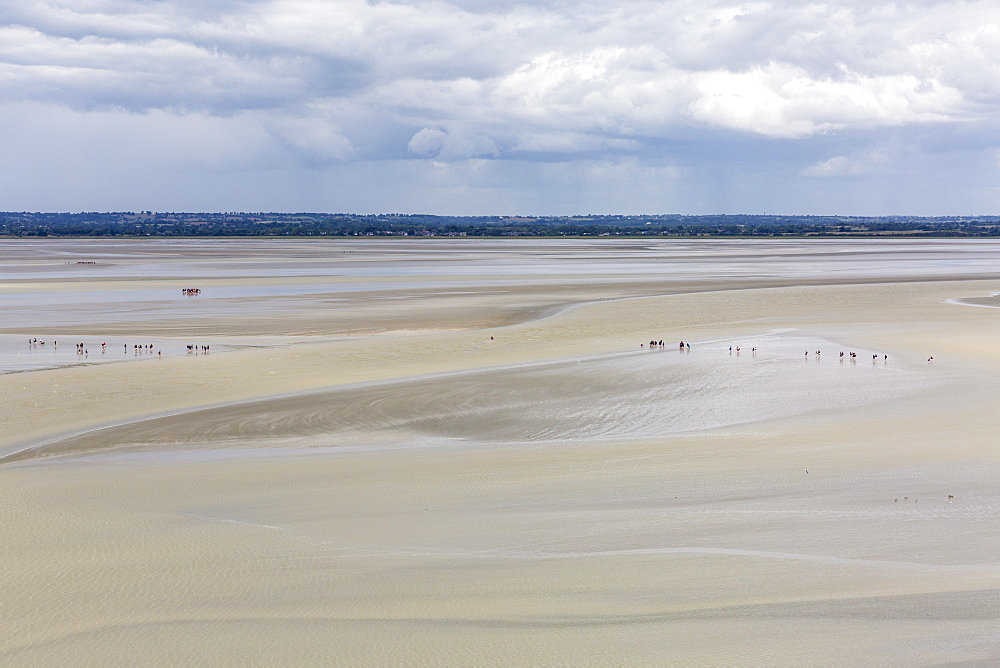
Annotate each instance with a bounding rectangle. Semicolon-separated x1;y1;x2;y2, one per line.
639;340;927;364
833;351;888;360
645;340;691;350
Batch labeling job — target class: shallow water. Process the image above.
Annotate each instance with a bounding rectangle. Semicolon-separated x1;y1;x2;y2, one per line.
3;332;929;463
2;237;999;373
0;335;229;374
3;238;999;666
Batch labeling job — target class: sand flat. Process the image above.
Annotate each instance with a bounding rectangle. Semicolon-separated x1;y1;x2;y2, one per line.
2;239;1000;665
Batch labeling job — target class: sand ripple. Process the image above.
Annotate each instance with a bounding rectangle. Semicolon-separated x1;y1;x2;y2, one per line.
3;335;928;463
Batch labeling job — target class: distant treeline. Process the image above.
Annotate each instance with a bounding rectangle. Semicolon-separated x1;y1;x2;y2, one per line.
3;211;1000;237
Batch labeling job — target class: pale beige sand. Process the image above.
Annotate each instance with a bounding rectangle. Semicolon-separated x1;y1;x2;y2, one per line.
3;240;1000;665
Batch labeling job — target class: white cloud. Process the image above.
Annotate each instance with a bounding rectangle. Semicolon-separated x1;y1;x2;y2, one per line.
5;0;1000;211
4;1;998;136
264;114;354;163
437;131;498;160
510;131;640;153
689;64;963;137
803;155;869;178
802;146;893;177
406;127;497;160
0;25;306;112
407;128;447;156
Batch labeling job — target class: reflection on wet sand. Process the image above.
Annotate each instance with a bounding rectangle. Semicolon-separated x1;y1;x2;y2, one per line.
3;334;922;465
2;239;1000;665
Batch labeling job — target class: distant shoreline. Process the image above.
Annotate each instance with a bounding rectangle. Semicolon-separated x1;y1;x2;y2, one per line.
2;211;1000;238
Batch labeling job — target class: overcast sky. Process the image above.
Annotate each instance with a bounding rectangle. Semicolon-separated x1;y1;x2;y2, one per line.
4;0;1000;215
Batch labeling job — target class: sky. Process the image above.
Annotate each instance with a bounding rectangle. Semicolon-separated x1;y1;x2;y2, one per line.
3;0;1000;215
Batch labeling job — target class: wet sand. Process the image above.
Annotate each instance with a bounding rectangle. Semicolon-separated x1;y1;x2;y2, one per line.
3;239;1000;665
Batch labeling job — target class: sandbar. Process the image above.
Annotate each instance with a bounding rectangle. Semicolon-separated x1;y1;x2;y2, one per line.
2;238;1000;665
